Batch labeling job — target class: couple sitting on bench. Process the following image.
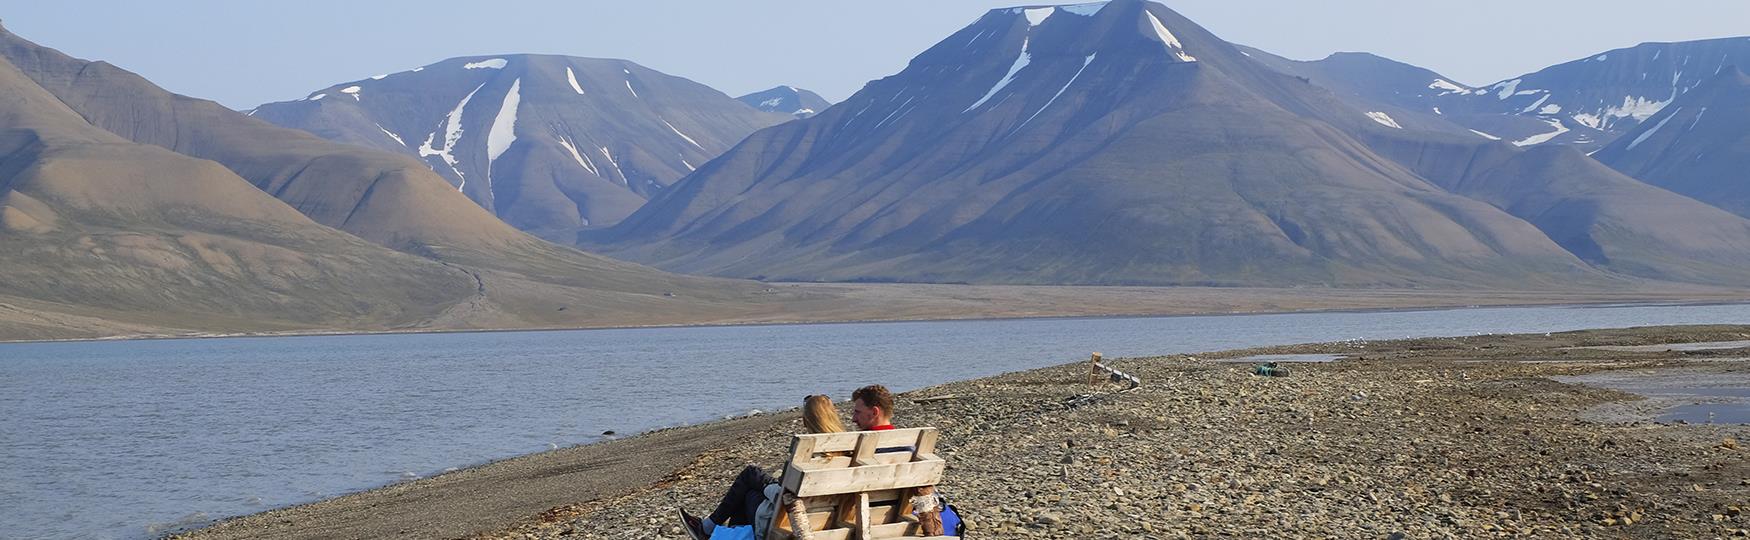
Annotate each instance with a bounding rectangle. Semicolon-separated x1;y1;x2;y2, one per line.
680;385;961;539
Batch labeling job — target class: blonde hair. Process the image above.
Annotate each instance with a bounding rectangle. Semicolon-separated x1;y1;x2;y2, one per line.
802;394;846;434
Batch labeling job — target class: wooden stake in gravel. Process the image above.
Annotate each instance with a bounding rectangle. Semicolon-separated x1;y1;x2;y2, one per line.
1089;352;1103;385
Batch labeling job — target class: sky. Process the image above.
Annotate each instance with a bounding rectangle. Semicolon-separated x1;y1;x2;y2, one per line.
5;0;1749;110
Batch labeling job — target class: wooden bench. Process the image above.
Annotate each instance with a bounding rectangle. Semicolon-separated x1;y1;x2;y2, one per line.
764;428;957;540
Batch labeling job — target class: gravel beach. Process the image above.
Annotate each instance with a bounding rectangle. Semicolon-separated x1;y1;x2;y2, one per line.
179;325;1750;539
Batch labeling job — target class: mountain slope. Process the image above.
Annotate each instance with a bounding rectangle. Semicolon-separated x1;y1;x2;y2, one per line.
0;52;477;331
1361;127;1750;285
587;0;1614;288
1592;66;1750;218
1236;47;1556;142
1242;49;1750;286
251;55;792;238
738;86;832;118
0;22;822;330
1248;38;1750;150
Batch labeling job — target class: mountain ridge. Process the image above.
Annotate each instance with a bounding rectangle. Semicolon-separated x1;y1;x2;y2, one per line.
588;0;1648;288
251;54;793;238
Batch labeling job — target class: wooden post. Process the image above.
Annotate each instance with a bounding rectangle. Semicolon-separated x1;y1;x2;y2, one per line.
1089;352;1103;385
788;495;814;540
856;492;872;540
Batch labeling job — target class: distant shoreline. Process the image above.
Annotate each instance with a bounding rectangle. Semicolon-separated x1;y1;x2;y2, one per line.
7;284;1748;346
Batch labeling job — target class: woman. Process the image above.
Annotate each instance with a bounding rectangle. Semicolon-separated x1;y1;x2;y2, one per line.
681;395;843;540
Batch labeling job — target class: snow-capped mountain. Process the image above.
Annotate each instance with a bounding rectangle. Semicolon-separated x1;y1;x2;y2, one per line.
252;55;792;240
1593;66;1750;218
737;85;832;118
583;0;1750;288
1250;37;1750;151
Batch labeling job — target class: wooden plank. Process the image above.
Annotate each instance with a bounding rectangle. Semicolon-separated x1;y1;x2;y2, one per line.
795;428;932;455
851;432;881;467
804;529;850;540
856;492;871;540
863;489;903;503
859;453;912;466
914;430;939;458
893;487;915;522
791;434;818;464
867;521;919;538
794;460;946;497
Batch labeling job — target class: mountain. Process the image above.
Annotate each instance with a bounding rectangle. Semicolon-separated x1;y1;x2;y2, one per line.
1242;49;1750;285
1593;66;1750;218
1236;47;1556;141
1246;38;1750;150
250;55;792;238
1361;127;1750;285
0;22;819;332
585;0;1642;288
738;86;833;118
0;49;480;333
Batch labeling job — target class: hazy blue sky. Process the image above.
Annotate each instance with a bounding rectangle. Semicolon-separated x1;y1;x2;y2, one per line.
6;1;1748;110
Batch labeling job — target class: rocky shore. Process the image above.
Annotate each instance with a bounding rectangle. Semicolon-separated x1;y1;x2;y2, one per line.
479;326;1749;539
178;325;1750;540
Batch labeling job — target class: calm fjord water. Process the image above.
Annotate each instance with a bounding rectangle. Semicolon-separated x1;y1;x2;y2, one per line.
4;303;1750;539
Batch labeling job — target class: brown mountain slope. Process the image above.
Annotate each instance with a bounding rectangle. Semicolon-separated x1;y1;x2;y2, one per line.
0;53;478;331
588;0;1606;288
0;24;518;252
0;21;810;329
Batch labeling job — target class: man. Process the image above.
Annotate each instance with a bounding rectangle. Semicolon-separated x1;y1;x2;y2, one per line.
850;384;895;431
680;385;898;539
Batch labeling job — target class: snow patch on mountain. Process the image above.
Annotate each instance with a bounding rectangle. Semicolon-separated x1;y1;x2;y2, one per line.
1016;53;1098;131
556;135;598;176
418;82;487;188
1513;118;1570;146
1365;111;1402;129
662;119;704;149
341;86;362;101
1572;113;1603;129
1604;94;1673;124
625;80;639;98
567;67;585;94
1520;94;1551;114
1058;2;1107;16
487;79;522;166
1626;107;1681;151
965;38;1034;112
1494;79;1522;100
376;124;406;147
599;146;623;184
1469;129;1502;141
465;58;508;70
1690;107;1708;131
1021;7;1053;26
1429;79;1468;95
1145;12;1197;62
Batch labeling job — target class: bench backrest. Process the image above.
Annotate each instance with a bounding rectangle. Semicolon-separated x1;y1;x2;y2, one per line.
765;427;950;539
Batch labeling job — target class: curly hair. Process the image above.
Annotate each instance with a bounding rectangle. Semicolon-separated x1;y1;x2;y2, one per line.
851;384;894;416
